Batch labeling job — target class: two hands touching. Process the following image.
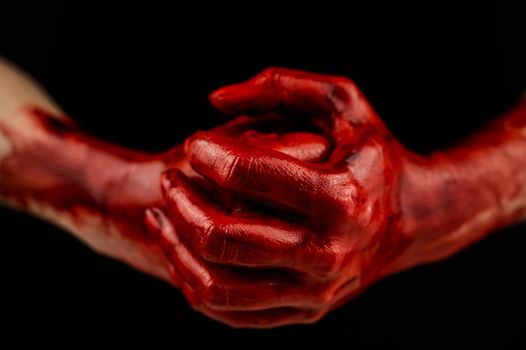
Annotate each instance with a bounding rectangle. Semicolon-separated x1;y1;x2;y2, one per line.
146;69;409;327
1;66;525;328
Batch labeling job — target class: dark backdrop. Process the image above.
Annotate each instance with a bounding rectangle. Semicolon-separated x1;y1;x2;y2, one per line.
0;2;525;347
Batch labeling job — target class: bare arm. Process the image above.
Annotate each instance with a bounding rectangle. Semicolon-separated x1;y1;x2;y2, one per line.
0;60;328;291
0;58;64;118
393;97;526;272
166;68;526;327
3;62;524;328
0;58;172;281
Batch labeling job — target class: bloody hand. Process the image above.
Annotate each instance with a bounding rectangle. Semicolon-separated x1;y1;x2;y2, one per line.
148;68;411;327
151;68;526;328
1;68;525;329
0;105;329;283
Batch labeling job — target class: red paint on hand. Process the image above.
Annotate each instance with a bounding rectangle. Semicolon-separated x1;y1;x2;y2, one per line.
153;68;526;327
1;69;525;328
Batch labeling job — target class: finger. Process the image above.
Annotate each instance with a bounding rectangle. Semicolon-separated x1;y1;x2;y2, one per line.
241;131;330;163
145;207;203;289
209;67;352;116
185;131;347;214
161;170;341;277
145;207;330;311
203;306;323;329
144;208;183;288
212;115;331;162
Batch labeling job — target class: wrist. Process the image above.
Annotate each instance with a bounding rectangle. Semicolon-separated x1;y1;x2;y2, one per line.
389;102;526;273
0;106;168;230
0;106;176;281
387;152;501;274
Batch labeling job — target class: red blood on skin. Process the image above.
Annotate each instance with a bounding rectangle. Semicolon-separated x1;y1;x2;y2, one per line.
1;69;525;328
0;104;330;282
157;68;526;327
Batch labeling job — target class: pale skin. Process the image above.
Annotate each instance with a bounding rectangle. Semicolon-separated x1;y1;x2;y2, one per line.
0;58;173;281
0;57;63;157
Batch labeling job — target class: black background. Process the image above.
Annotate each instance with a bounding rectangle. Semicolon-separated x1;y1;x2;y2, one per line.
0;2;525;347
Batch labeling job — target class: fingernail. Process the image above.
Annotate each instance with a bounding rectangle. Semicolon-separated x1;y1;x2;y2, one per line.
145;207;164;234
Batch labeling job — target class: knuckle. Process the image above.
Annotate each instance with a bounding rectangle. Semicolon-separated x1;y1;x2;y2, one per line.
332;76;357;92
186;131;210;155
199;220;223;260
311;243;346;278
199;222;241;265
222;153;240;187
200;280;218;305
190;269;222;309
317;252;343;277
328;78;359;111
311;290;332;308
260;67;279;81
251;67;280;87
200;278;234;310
323;173;356;215
160;170;177;196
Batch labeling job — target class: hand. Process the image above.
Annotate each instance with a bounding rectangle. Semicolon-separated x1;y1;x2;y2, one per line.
0;105;329;283
3;61;524;329
149;68;416;327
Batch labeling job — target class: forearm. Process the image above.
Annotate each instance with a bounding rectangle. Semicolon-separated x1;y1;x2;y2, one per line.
392;97;526;272
0;106;174;278
0;106;161;220
0;58;176;279
0;58;166;226
441;98;526;225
